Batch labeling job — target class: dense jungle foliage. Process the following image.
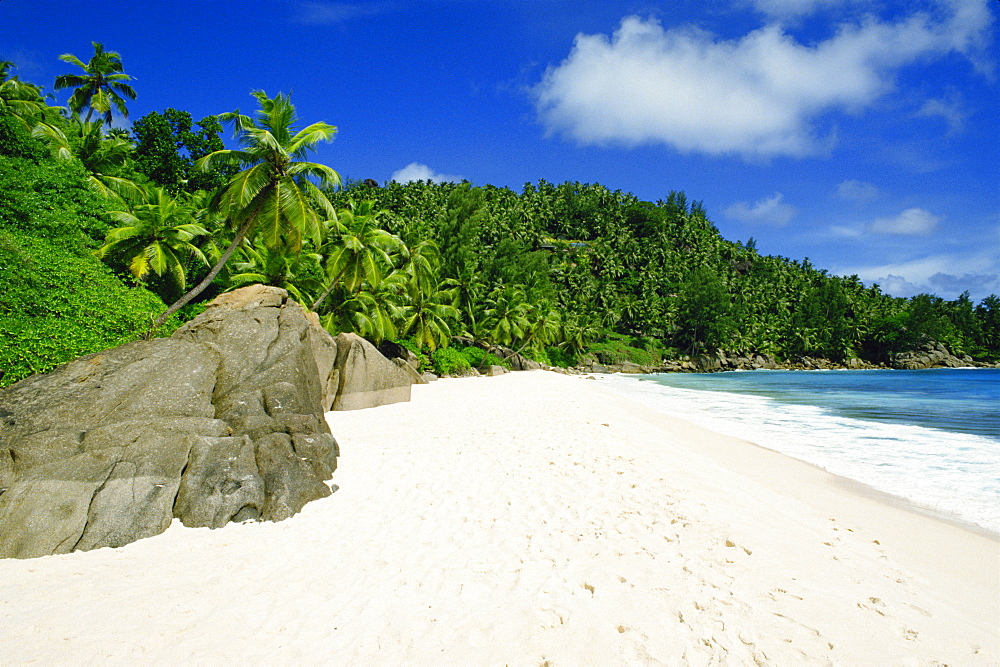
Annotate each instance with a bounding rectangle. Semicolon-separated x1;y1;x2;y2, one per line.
1;47;997;386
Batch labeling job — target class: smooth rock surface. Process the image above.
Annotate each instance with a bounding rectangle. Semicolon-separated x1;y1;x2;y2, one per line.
0;286;339;559
331;333;416;411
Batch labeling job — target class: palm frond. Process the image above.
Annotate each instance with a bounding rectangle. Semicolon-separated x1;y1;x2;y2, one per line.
287;121;338;157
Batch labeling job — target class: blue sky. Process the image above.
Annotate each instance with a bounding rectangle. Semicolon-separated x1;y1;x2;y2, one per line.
2;0;998;301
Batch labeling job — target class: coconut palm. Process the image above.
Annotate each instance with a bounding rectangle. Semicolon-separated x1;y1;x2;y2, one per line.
398;279;459;352
96;186;210;293
483;285;531;348
311;199;405;311
321;277;405;344
33;116;143;202
516;299;562;355
1;61;60;131
399;238;441;298
152;90;340;328
54;42;137;124
228;236;324;305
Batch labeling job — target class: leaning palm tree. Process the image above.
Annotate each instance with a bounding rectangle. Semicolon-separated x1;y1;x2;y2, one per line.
96;186;210;293
151;90;340;328
54;42;137;124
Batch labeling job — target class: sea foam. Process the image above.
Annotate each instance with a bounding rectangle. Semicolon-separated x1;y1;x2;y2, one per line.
596;372;1000;534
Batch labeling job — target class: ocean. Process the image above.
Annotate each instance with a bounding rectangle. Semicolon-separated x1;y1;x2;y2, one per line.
593;368;1000;534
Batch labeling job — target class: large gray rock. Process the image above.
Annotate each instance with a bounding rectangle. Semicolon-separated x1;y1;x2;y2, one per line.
0;286;339;559
330;333;415;411
486;345;541;371
892;343;966;370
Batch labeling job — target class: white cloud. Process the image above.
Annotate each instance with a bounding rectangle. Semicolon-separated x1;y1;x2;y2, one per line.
293;1;395;24
746;0;860;20
835;179;879;202
725;193;798;226
836;250;1000;300
829;224;864;238
916;96;965;135
533;2;992;158
869;208;941;235
390;162;463;184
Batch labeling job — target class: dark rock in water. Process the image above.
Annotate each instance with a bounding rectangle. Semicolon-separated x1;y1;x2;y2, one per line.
0;286;339;559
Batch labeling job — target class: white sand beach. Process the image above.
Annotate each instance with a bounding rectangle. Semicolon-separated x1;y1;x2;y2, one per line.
1;370;997;665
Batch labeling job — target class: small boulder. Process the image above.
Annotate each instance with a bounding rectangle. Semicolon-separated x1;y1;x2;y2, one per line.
330;333;416;411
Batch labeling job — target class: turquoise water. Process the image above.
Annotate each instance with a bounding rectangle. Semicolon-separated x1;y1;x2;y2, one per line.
595;368;1000;533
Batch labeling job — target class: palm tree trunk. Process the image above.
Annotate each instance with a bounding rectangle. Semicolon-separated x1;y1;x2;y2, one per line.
310;265;349;311
150;214;256;331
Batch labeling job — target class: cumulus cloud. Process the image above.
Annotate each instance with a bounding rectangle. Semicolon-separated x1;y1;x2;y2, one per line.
533;2;992;158
869;208;941;235
927;271;999;295
724;193;798;226
390;162;463;184
835;179;879;202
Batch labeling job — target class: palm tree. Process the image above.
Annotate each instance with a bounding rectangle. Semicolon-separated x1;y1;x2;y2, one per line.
399;238;441;298
33;116;143;202
1;61;61;132
516;299;562;355
483;285;531;348
228;236;324;305
321;278;405;344
96;186;210;293
54;42;137;124
395;272;457;352
152;90;340;328
311;199;405;311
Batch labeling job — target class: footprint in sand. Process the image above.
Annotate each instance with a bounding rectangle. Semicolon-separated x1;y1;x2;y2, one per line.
857;596;888;616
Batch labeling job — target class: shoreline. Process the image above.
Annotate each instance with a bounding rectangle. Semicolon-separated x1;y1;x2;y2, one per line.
591;367;1000;536
603;368;1000;538
1;370;996;664
576;373;1000;625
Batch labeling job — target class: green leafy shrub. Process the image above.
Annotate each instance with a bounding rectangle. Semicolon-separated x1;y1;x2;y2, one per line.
588;338;657;366
0;150;110;244
431;346;471;376
460;345;510;370
0;132;176;388
545;346;577;367
397;337;430;372
0;231;179;386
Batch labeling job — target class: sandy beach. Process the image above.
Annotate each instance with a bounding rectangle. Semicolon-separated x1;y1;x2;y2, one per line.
1;370;997;665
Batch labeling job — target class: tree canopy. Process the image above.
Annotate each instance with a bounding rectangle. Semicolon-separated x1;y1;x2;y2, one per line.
0;50;996;388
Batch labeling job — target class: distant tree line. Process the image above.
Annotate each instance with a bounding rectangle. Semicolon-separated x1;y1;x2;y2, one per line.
1;45;996;386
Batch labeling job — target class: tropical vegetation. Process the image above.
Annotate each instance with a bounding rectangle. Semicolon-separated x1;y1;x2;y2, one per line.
1;49;997;388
